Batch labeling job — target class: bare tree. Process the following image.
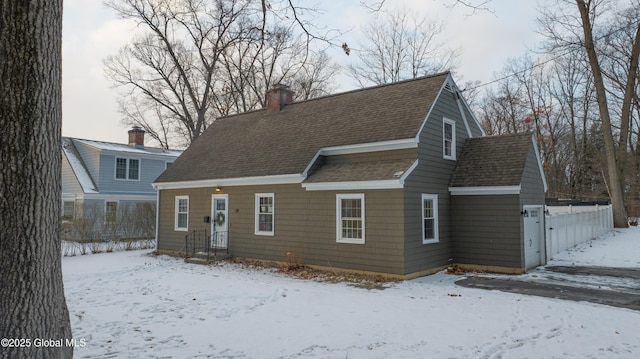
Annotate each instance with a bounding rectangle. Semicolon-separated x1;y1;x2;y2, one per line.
0;1;73;358
347;7;459;87
105;0;252;148
538;0;640;227
106;0;340;149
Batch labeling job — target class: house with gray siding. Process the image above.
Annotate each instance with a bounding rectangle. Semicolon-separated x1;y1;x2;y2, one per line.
62;127;182;239
153;72;547;278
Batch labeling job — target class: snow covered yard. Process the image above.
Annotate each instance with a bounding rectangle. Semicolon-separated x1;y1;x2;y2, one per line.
63;228;640;358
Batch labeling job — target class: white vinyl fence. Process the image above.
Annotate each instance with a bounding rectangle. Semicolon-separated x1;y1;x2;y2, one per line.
545;205;614;260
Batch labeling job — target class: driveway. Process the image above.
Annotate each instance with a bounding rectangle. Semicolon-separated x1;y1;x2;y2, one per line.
456;266;640;311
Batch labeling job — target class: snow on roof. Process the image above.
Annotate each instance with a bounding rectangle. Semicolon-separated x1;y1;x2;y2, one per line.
62;138;98;194
73;138;182;157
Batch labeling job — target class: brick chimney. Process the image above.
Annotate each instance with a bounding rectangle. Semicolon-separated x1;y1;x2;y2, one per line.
266;84;294;113
128;126;145;148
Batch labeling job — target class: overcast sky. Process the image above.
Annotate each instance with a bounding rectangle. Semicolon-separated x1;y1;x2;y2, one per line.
61;0;543;145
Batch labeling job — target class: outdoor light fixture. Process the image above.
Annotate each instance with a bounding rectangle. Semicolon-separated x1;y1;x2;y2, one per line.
521;209;528;217
215;187;222;193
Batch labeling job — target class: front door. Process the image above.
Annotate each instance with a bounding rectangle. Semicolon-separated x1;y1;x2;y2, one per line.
211;194;229;249
523;206;544;270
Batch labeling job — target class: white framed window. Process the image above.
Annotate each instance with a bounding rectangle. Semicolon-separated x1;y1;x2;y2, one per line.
105;201;118;223
255;193;274;236
443;118;456;160
336;194;365;244
422;194;439;244
175;196;189;231
115;158;140;180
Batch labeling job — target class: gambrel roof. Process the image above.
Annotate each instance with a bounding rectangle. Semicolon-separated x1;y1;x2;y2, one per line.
155;72;459;186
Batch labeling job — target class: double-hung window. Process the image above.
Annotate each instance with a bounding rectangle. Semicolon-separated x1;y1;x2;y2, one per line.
336;194;365;244
105;201;118;223
175;196;189;231
255;193;274;235
443;118;456;160
422;194;439;244
115;158;140;180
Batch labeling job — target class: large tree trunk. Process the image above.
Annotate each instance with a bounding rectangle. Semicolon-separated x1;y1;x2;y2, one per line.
576;0;628;228
0;1;73;358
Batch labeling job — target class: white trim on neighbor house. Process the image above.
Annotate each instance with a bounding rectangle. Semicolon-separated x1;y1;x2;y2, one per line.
448;185;522;196
301;139;418;178
443;118;456;161
174;195;189;232
254;193;275;236
153;173;305;190
421;194;439;244
336;193;365;245
114;157;141;181
530;135;549;192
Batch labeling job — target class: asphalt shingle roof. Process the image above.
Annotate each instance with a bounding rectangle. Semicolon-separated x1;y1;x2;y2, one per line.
304;158;416;183
449;133;533;187
156;72;450;184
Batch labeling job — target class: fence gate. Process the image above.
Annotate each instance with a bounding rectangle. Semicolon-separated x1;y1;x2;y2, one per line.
524;205;545;270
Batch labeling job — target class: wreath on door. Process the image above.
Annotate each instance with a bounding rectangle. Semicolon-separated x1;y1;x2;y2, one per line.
215;211;226;227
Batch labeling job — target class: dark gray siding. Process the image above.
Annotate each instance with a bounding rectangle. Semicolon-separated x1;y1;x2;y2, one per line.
450;195;523;268
520;145;546;205
402;89;473;274
448;144;546;271
158;184;406;274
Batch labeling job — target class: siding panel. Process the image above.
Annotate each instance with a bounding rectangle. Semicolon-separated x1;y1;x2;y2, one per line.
158;184;407;275
402;89;474;274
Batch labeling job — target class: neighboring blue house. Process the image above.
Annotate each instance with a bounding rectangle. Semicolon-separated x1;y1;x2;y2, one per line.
62;127;182;239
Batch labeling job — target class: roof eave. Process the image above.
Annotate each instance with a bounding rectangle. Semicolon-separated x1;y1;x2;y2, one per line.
153;173;305;190
448;185;522;195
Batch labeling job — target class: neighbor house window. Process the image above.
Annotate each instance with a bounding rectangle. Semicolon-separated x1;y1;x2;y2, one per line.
63;201;75;219
443;118;456;160
115;158;140;180
336;194;365;244
255;193;274;235
105;201;118;223
422;194;439;244
175;196;189;231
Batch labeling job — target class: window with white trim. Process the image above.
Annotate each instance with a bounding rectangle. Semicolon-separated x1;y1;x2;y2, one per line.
175;196;189;231
336;194;365;244
255;193;274;235
422;194;439;244
105;201;118;223
443;118;456;160
115;158;140;180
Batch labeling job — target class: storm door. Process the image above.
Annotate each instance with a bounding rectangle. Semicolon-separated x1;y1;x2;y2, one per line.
211;194;229;249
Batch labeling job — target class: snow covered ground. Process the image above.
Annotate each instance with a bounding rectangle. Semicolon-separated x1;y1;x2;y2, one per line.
63;228;640;358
